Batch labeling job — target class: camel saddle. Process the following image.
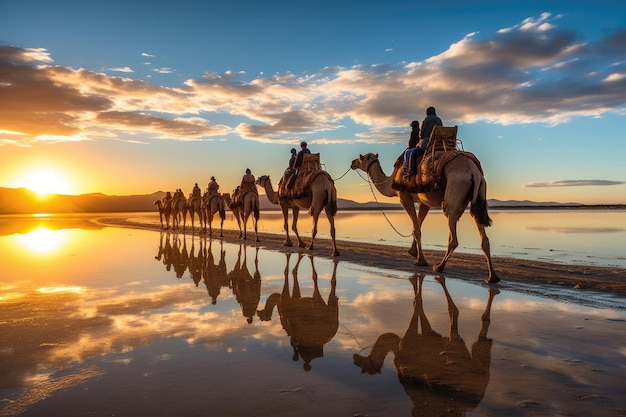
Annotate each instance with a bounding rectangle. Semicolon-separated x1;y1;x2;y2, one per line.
392;150;483;193
278;153;332;199
231;187;258;207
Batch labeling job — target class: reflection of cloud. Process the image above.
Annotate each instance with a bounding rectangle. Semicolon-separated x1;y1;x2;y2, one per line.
3;13;626;144
524;180;626;187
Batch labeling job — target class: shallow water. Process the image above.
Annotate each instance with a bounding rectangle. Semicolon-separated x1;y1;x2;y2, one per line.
134;209;626;268
0;215;625;416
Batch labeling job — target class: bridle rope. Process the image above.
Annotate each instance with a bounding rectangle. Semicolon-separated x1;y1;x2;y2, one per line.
356;157;413;238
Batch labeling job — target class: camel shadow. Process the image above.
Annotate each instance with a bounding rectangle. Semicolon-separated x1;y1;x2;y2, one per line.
353;274;499;416
257;253;339;371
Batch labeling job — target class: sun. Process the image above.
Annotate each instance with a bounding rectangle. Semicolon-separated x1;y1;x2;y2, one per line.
16;168;74;197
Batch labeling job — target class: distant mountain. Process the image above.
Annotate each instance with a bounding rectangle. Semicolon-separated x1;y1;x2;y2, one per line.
0;187;595;214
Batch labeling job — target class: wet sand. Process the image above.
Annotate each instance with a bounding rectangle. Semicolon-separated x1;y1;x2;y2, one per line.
95;215;626;296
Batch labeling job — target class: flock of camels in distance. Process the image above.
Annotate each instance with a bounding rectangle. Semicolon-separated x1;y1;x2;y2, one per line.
154;126;501;284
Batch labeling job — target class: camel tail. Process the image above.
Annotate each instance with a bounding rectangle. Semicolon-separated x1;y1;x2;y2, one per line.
254;201;260;220
470;173;492;227
325;187;338;216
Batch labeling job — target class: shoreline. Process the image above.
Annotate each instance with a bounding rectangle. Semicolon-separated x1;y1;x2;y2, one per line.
94;215;626;297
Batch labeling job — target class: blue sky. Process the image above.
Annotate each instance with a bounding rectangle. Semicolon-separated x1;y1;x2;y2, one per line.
1;0;626;204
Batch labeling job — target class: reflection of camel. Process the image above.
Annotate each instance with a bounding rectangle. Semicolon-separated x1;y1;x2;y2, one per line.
228;245;262;323
257;253;339;371
154;231;174;271
171;234;189;279
256;175;339;256
351;153;499;283
353;275;499;416
226;189;260;242
201;192;226;237
187;236;204;286
201;239;229;305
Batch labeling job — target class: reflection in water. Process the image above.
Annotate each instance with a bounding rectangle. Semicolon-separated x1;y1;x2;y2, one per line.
15;227;68;254
354;275;498;417
229;244;262;324
257;253;339;371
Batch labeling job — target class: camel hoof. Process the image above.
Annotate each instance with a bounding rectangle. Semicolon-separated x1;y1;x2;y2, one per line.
284;241;293;247
332;251;340;257
433;264;445;273
414;259;428;267
484;275;501;284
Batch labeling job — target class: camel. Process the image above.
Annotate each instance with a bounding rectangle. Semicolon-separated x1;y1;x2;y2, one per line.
154;199;171;229
256;173;339;256
187;194;203;231
225;189;260;242
201;192;226;237
221;193;243;238
257;253;339;371
350;152;499;283
170;193;188;230
353;274;499;416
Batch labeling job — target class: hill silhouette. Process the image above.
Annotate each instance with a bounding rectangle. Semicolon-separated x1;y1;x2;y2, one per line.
0;188;401;214
1;188;601;215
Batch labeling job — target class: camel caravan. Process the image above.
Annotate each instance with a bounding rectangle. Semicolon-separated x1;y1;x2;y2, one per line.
153;149;338;255
155;120;500;283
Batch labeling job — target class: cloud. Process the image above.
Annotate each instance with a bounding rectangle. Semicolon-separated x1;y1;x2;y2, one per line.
109;67;134;73
524;179;626;187
2;13;626;145
141;52;155;57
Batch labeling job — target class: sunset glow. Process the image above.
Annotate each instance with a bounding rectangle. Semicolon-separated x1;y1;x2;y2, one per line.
13;168;74;197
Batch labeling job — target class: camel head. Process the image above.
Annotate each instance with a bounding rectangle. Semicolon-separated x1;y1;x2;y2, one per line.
351;153;379;172
256;175;270;187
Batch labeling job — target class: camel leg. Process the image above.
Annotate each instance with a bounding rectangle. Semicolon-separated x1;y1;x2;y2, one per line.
281;205;293;247
307;209;321;251
400;193;427;266
242;212;249;240
253;211;260;243
434;213;459;273
291;207;305;248
328;213;339;256
475;222;500;284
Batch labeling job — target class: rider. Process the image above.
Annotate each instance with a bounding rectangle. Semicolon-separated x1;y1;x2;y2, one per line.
207;176;219;195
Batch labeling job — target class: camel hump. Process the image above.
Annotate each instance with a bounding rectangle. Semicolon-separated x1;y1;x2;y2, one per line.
428;125;459;153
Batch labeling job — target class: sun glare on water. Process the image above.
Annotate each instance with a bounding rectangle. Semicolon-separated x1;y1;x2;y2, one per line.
16;227;68;254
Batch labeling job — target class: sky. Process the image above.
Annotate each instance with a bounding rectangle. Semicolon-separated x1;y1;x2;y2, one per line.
1;0;626;204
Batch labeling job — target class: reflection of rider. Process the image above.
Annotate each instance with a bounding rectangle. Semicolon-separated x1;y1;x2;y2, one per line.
229;245;261;324
257;253;339;371
353;274;498;416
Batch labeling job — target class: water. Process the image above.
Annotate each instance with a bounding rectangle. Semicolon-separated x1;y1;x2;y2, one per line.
0;213;625;416
136;208;626;268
